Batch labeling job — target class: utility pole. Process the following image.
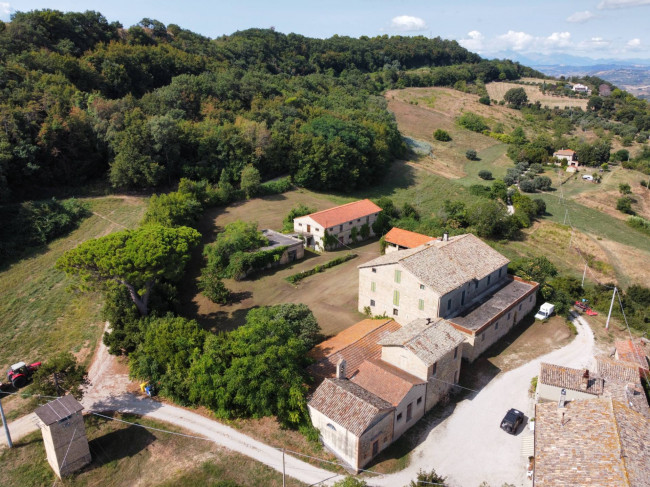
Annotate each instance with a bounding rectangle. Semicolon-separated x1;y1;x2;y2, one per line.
0;394;13;448
581;263;587;288
605;286;617;330
282;448;286;487
563;209;568;225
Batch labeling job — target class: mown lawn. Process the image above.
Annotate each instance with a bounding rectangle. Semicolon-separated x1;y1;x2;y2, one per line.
0;196;147;416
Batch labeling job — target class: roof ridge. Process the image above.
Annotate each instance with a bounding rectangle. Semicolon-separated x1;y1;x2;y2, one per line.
609;399;633;487
307;198;373;217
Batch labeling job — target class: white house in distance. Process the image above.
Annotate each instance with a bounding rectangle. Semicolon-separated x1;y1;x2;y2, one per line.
307;317;464;471
358;233;538;362
572;83;589;94
293;199;381;251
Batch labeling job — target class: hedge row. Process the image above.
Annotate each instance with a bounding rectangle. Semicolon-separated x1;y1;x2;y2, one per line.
285;253;358;284
226;246;288;280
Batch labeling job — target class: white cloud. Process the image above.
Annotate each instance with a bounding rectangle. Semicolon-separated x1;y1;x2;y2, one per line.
389;15;427;32
626;38;642;48
544;32;572;48
496;30;534;51
579;36;612;48
566;10;596;23
0;2;12;19
460;30;484;51
597;0;650;9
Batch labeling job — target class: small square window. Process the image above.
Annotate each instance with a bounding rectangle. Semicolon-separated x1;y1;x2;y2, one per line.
519;303;522;311
370;299;375;307
454;347;458;359
393;308;399;316
397;413;402;421
372;268;377;273
507;312;511;320
417;397;422;405
481;333;485;342
495;322;499;330
339;225;343;232
432;362;437;376
420;284;425;290
298;223;302;226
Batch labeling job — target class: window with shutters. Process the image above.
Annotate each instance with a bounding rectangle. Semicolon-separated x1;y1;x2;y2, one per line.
418;299;424;310
393;290;400;306
371;281;376;292
394;269;401;283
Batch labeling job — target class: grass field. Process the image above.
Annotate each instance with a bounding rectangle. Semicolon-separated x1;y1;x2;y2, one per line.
486;82;589;109
0;196;147;417
0;413;300;487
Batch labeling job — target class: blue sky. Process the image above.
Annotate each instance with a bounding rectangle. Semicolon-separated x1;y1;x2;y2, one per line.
4;0;650;60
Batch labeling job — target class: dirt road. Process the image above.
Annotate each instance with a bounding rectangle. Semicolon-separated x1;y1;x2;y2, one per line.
375;312;594;487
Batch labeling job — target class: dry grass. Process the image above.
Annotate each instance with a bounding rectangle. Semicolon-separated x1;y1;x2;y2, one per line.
486;82;589;109
0;413;299;487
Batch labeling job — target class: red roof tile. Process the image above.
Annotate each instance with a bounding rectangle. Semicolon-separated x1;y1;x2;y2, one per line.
384;228;435;249
307;319;402;380
300;199;382;228
351;359;425;406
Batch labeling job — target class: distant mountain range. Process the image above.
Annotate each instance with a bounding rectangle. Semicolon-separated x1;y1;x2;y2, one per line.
486;52;650;100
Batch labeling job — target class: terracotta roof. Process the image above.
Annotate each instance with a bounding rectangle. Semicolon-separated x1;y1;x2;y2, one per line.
297;199;382;229
534;398;649;487
595;355;642;384
359;234;510;295
307;319;402;380
384;228;435;249
553;149;576;156
308;378;393;437
34;395;84;426
351;359;425;407
539;363;604;396
379;318;465;367
615;340;649;371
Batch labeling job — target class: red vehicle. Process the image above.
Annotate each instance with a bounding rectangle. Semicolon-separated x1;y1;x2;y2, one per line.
574;301;588;311
5;361;41;388
585;308;598;316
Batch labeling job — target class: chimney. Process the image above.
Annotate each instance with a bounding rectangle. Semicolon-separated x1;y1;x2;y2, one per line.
581;369;589;391
442;232;449;242
336;359;347;379
558;388;567;408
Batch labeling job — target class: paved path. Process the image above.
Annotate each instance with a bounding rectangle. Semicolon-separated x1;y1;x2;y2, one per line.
374;312;594;487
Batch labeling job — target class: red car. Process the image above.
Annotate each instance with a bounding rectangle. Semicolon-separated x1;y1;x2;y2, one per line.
574;301;588;311
585;308;598;316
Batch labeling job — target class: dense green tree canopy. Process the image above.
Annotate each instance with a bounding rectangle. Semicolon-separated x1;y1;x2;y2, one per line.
56;224;201;315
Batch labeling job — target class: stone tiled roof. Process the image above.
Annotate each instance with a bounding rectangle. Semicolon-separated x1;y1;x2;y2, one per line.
378;318;464;366
307;319;402;380
308;378;393;437
359;234;510;295
611;400;650;487
595;355;641;383
384;228;435;249
351;359;425;407
554;149;576;156
539;363;604;396
534;398;647;487
298;199;382;228
615;340;649;371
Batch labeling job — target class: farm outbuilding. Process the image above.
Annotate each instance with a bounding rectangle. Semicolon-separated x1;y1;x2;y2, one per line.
34;395;91;478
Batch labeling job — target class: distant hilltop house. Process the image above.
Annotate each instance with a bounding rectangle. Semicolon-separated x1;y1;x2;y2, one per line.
571;83;590;94
307;317;464;471
358;233;538;362
383;227;435;253
553;149;577;163
293;199;381;251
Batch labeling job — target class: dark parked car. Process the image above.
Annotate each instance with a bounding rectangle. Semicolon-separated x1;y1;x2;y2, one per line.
500;408;524;434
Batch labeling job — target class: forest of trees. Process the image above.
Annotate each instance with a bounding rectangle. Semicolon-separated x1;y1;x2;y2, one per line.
0;9;542;202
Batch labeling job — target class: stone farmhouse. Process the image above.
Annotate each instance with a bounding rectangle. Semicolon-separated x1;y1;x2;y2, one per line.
293;199;381;251
383;227;435;253
307;317;464;471
358;233;538;362
553;148;578;165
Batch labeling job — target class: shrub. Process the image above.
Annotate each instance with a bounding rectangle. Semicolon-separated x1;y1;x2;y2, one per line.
478;170;493;180
143;191;203;228
627;215;650;235
478;95;491;105
519;179;536;192
199;268;230;304
32;352;88;400
616;197;634;214
259;176;293;196
533;198;547;215
466;149;478;160
282;203;316;232
433;129;452;141
619;183;631;195
533;176;552;191
457;112;489;133
286;254;357;284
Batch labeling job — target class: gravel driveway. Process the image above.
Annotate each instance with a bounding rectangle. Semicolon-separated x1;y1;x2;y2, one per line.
374;313;594;487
